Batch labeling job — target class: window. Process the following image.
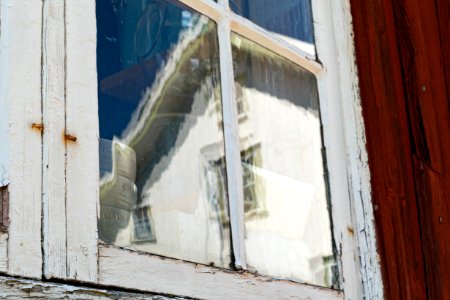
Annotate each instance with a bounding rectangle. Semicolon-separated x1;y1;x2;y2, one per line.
96;0;336;288
0;0;381;299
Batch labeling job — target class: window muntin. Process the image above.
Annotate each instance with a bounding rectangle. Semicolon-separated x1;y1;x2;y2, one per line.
96;0;337;289
97;0;232;269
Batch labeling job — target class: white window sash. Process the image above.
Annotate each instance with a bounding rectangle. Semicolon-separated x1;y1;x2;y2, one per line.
36;0;384;298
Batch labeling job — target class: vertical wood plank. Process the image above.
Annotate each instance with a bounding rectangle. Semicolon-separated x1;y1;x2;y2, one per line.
0;0;9;277
65;0;99;283
0;0;8;191
393;0;450;298
313;0;383;299
0;0;43;279
351;0;450;298
42;0;67;280
312;1;362;299
349;0;439;298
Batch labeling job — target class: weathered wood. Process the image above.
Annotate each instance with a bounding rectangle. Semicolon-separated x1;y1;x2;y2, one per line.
350;0;450;298
67;0;378;298
65;0;99;282
350;1;428;298
0;0;43;279
399;0;450;297
42;0;67;280
0;234;8;273
0;275;181;299
99;245;343;300
312;0;383;299
0;186;9;231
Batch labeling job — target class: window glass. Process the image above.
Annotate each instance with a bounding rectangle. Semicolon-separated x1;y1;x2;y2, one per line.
231;33;337;288
96;0;231;269
230;0;314;44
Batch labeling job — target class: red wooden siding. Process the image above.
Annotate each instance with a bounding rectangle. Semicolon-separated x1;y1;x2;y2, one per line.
350;0;450;299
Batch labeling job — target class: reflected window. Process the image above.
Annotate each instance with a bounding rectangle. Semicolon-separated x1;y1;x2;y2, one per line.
232;33;337;287
97;0;231;269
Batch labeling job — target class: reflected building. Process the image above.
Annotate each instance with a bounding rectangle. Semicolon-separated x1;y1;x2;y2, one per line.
97;0;336;288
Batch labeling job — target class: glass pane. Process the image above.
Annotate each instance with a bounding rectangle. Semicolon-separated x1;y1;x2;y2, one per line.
230;0;314;44
96;0;231;269
231;33;337;288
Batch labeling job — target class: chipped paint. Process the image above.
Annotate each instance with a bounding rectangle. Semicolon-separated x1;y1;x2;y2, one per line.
1;0;43;279
0;0;9;189
0;275;183;299
312;0;383;299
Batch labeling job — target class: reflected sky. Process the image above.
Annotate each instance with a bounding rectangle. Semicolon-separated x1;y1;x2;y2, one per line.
97;0;231;269
230;0;315;44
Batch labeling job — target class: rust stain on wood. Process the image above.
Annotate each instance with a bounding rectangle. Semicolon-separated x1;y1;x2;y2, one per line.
31;123;44;131
346;227;354;236
64;134;77;143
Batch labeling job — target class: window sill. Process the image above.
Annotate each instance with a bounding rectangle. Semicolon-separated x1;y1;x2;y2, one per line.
98;244;343;299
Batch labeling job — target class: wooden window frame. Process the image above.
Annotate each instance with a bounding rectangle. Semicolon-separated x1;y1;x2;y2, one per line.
0;0;383;299
0;0;43;279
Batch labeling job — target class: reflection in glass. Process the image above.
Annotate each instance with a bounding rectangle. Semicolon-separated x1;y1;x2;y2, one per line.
231;33;337;288
230;0;314;44
96;0;231;268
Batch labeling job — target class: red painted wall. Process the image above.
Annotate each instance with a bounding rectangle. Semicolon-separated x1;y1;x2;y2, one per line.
350;0;450;299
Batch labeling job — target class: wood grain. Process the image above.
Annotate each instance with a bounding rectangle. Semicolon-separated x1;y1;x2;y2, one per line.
350;0;450;298
0;234;7;273
65;0;99;282
0;0;43;279
99;245;343;300
0;275;177;299
42;0;67;280
311;0;384;298
0;186;8;231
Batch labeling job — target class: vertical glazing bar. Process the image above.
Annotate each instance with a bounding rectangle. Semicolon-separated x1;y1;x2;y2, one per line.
218;17;246;269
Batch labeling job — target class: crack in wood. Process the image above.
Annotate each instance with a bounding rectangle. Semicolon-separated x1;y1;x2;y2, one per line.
0;276;185;299
0;186;9;232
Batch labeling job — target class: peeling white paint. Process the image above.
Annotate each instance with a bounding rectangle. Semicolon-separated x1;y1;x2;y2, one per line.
0;0;43;279
0;0;383;298
0;275;182;299
0;0;10;188
99;245;343;300
62;0;383;299
42;0;68;281
312;0;384;299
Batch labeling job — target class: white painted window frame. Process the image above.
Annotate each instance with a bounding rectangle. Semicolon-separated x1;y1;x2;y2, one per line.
0;0;382;299
0;0;43;279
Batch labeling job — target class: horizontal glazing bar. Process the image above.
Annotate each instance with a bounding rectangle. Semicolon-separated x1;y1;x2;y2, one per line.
177;0;322;74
